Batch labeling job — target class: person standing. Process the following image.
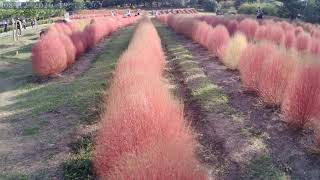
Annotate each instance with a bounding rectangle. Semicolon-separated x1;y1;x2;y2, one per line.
256;7;263;19
3;19;8;32
31;19;35;28
22;19;27;29
16;18;22;36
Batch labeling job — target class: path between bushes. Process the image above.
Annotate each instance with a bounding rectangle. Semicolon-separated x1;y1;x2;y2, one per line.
156;22;320;180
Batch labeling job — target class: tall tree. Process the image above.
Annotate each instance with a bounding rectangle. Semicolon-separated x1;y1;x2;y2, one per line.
279;0;306;20
302;0;320;23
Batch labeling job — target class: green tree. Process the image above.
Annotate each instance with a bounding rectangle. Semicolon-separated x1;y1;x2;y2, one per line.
279;0;306;19
202;0;217;12
302;0;320;23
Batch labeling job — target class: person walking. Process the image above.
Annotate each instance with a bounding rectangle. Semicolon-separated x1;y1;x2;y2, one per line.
16;18;22;36
31;19;35;28
22;19;27;29
256;7;263;19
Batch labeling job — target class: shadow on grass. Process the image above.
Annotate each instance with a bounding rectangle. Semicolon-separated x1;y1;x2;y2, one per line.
1;44;33;57
0;44;13;49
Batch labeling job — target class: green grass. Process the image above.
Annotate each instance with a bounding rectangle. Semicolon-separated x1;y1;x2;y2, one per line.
1;27;134;123
22;127;40;136
0;173;28;180
156;22;230;112
244;155;287;180
0;29;41;86
63;136;94;180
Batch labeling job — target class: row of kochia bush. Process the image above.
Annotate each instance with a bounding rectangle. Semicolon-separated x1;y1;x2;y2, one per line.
93;17;207;179
70;10;133;19
197;15;320;56
157;15;320;145
32;16;139;77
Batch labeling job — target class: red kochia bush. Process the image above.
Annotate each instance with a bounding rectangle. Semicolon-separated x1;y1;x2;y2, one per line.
238;43;275;91
94;73;186;176
255;25;267;41
295;26;304;35
258;51;295;105
311;39;320;56
255;24;285;45
59;34;76;65
284;31;296;49
266;25;285;45
192;21;211;47
67;21;81;32
238;18;258;40
207;25;230;58
32;32;67;77
280;21;295;32
84;23;106;48
107;137;206;180
282;62;320;128
296;33;312;52
54;23;73;35
94;18;203;179
226;20;239;35
70;32;87;57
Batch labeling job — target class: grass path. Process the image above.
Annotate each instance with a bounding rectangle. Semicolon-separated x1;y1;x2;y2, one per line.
155;21;320;180
0;25;134;179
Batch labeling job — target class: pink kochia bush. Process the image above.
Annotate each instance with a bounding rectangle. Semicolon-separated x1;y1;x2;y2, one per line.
238;43;275;91
296;33;312;52
32;16;139;77
284;30;296;49
238;18;258;40
32;32;67;77
257;51;296;105
107;137;205;180
93;18;206;179
207;25;230;58
192;21;212;47
70;32;87;57
158;14;320;144
282;62;320;128
161;15;230;59
59;33;76;65
254;24;285;45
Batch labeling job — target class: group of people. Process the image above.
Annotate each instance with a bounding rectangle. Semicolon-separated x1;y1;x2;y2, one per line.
2;18;36;34
122;9;141;17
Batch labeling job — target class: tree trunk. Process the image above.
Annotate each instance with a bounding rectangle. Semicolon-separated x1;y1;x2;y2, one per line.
11;18;16;41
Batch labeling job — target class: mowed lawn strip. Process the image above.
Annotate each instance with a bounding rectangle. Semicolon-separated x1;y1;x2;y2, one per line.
156;22;229;113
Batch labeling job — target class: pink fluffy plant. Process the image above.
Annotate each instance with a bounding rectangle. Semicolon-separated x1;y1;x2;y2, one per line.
32;32;67;77
282;62;320;128
238;43;275;91
257;51;296;105
284;30;296;49
296;32;312;52
106;137;206;180
207;25;230;59
238;18;259;40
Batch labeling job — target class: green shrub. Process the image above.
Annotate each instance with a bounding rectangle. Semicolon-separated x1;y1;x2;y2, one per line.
202;0;218;12
238;3;279;17
238;3;257;14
